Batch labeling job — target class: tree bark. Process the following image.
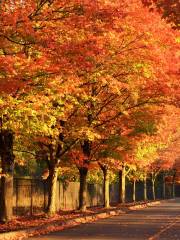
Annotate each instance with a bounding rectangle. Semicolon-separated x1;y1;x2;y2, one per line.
101;165;110;208
78;140;91;211
0;130;15;223
172;172;176;198
133;179;136;202
78;167;88;211
119;164;126;204
162;173;166;199
46;166;58;216
172;182;175;198
144;174;147;201
152;179;155;200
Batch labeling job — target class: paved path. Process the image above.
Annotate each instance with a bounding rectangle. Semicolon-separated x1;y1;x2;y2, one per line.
28;199;180;240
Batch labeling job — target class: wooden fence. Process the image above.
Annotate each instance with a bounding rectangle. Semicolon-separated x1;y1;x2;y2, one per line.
13;178;104;215
0;177;175;215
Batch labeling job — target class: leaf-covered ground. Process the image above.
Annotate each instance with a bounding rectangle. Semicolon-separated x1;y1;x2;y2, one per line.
0;201;148;233
0;210;87;233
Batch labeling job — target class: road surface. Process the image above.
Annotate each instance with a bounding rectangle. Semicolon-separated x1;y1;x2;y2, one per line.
28;198;180;240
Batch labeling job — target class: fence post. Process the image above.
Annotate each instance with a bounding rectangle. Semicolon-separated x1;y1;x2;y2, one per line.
15;179;18;215
43;180;46;211
30;179;33;215
59;180;61;210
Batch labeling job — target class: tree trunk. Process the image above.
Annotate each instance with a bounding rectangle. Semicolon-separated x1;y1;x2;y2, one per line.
133;179;136;202
101;166;110;208
78;140;91;211
172;182;175;198
172;173;176;198
162;173;166;199
46;166;58;216
144;174;147;201
119;164;126;204
78;167;88;211
152;179;155;200
0;130;15;223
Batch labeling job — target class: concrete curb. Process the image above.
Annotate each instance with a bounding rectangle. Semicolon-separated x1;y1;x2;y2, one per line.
128;200;161;210
0;200;163;240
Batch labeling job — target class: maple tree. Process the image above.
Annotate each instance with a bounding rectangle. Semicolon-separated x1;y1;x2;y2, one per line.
70;2;179;208
90;106;161;205
127;164;146;202
108;105;164;203
96;134;125;207
134;104;180;200
142;0;180;29
0;129;14;222
0;0;179;221
0;0;113;216
158;132;180;197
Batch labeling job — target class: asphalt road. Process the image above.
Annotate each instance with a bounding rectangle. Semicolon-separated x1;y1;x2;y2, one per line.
28;198;180;240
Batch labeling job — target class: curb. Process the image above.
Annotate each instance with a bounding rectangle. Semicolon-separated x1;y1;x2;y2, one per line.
128;200;161;210
0;200;162;240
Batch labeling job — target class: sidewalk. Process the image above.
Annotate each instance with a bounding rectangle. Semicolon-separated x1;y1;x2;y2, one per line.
0;200;163;240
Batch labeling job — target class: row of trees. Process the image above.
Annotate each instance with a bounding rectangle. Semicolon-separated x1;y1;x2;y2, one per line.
0;0;179;222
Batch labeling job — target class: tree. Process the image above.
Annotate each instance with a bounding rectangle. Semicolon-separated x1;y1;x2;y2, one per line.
128;166;144;202
142;0;180;29
0;129;15;222
0;0;179;217
71;0;179;208
97;135;123;208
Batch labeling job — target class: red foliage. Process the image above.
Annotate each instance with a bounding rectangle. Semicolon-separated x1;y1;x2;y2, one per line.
0;0;179;181
142;0;180;28
70;150;89;168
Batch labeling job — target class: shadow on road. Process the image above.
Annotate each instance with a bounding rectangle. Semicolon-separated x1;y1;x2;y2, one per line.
28;199;180;240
